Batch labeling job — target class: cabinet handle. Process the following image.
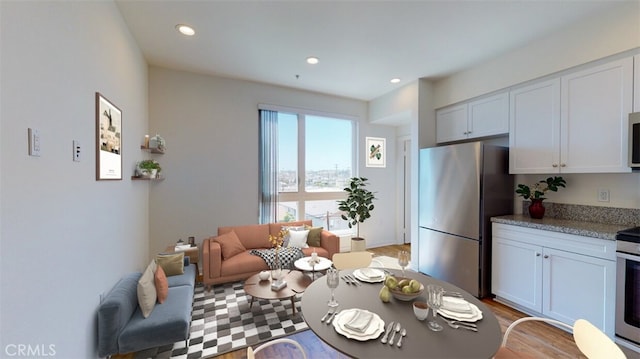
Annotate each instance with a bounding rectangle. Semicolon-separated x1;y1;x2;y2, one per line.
543;255;549;259
552;164;558;168
536;253;541;257
560;163;566;167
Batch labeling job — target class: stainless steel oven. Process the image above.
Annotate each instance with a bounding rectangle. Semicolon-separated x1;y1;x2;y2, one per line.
616;226;640;353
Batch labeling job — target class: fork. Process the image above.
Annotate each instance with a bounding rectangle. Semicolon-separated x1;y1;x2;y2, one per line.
445;320;478;332
346;274;362;286
321;308;335;322
326;309;340;325
440;317;478;331
341;276;353;285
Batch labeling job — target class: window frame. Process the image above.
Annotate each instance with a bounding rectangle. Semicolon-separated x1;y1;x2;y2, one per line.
259;104;358;226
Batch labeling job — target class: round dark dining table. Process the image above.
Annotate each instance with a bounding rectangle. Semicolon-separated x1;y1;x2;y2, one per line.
300;268;502;358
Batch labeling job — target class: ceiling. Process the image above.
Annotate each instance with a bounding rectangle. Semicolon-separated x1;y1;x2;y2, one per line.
116;1;619;102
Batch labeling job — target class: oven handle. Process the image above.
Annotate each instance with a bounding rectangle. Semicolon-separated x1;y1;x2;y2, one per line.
617;251;640;261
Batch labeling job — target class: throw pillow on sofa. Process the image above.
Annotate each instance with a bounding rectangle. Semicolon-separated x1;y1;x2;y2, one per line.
287;229;310;248
213;230;246;260
281;225;305;247
156;252;185;276
305;226;323;247
137;260;157;318
154;265;168;304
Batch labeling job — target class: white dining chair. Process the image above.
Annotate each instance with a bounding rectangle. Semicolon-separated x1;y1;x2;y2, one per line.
247;338;307;359
495;317;626;359
332;251;372;270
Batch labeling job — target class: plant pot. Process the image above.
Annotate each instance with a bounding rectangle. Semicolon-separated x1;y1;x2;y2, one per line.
528;199;546;219
351;237;366;252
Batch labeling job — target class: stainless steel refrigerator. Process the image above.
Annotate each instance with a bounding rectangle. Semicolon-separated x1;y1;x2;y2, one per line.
418;141;513;298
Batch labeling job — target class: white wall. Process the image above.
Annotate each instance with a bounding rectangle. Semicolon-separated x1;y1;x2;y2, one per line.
147;67;398;255
433;1;640;108
431;1;640;211
0;2;149;358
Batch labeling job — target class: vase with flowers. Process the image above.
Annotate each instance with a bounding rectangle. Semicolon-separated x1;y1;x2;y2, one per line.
268;229;289;284
515;176;567;219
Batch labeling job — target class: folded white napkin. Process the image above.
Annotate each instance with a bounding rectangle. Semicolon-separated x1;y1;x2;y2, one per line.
442;296;473;314
359;268;383;279
344;310;374;333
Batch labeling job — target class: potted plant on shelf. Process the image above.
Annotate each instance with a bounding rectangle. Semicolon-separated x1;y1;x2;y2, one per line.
137;159;162;179
337;177;376;251
515;176;566;219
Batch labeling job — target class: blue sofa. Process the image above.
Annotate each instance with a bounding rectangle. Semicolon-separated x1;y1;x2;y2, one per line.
97;262;196;357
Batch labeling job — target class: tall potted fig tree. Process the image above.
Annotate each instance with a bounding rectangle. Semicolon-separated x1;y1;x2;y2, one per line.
337;177;376;250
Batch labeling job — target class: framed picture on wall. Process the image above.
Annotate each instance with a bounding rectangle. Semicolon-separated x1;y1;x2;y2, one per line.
365;137;386;168
96;92;123;180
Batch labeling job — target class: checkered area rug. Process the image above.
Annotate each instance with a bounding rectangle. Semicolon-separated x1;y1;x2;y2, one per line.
144;281;308;358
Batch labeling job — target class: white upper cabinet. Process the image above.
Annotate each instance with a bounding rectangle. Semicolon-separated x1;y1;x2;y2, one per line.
635;55;640;111
436;103;468;143
510;56;633;174
509;79;561;174
436;92;509;143
561;57;632;173
468;92;510;138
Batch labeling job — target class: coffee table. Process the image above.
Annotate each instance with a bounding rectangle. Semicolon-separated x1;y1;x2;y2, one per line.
294;256;332;280
244;270;312;316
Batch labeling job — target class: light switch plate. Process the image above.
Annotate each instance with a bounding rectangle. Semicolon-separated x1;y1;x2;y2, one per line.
28;128;41;157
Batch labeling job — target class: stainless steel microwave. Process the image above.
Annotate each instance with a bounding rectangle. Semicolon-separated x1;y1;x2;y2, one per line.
630;112;640;168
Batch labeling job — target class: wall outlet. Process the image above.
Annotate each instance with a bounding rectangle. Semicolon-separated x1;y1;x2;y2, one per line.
597;188;610;202
73;140;81;162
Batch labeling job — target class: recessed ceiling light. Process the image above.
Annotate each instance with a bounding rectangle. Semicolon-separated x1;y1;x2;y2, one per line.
390;78;401;84
175;24;195;36
306;57;319;65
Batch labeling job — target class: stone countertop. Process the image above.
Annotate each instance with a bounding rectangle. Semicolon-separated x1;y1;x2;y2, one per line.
491;215;632;241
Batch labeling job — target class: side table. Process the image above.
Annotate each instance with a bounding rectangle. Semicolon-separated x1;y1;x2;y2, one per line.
294;256;332;280
164;244;201;283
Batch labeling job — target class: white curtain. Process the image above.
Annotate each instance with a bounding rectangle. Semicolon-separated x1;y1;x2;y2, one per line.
259;109;278;224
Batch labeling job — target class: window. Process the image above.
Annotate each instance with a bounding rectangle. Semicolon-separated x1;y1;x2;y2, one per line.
259;108;355;232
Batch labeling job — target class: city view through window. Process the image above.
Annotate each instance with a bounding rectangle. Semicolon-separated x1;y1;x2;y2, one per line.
276;112;354;232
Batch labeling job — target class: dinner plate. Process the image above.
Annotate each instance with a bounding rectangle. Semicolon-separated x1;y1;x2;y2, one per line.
352;268;385;283
438;302;483;322
333;309;385;341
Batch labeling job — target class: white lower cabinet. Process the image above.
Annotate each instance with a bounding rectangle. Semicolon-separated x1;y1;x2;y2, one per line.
492;223;616;337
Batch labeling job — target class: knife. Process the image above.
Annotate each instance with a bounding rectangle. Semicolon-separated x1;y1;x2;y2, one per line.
380;321;395;344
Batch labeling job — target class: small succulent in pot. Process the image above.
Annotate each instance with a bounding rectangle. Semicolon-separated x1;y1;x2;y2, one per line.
516;176;566;200
137;159;162;178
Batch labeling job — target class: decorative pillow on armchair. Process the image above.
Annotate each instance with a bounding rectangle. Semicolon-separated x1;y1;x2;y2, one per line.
213;230;246;259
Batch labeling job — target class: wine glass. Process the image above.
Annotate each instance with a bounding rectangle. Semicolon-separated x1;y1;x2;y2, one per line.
398;250;409;277
427;284;444;331
326;268;340;307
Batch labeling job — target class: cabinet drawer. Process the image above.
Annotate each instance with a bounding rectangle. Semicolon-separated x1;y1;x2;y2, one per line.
493;223;616;261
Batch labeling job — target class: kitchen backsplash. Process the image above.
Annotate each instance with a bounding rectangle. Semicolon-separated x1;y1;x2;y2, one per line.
521;201;640;227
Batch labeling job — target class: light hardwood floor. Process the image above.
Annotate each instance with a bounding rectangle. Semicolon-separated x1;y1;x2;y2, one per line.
218;244;585;359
